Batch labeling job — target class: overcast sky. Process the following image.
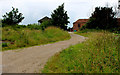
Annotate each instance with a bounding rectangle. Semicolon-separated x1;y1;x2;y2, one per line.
0;0;118;27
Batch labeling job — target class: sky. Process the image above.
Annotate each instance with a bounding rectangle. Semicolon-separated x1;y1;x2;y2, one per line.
0;0;119;27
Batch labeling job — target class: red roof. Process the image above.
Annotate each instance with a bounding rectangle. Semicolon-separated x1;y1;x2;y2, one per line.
73;19;89;24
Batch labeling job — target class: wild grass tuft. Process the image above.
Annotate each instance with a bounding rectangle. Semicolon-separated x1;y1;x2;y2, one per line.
2;26;70;51
42;30;119;73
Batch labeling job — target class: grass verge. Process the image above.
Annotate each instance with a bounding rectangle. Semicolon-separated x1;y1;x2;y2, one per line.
2;26;71;51
42;30;119;73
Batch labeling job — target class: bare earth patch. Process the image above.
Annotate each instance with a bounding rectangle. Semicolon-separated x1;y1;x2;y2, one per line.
2;33;86;73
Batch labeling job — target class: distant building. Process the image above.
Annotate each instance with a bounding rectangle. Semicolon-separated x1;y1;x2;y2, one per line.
38;16;51;24
73;19;89;32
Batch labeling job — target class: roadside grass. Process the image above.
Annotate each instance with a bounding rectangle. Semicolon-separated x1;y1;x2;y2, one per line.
2;26;70;51
42;30;119;73
75;29;104;37
0;27;1;51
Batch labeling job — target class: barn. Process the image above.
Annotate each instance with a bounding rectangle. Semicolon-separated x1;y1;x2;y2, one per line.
73;19;89;32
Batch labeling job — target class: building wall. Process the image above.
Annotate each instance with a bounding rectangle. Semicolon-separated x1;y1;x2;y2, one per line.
73;18;120;32
73;23;79;31
73;19;88;31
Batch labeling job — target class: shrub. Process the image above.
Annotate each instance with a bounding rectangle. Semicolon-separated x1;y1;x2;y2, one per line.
42;31;119;73
27;23;41;30
2;43;8;47
39;21;52;30
2;26;70;50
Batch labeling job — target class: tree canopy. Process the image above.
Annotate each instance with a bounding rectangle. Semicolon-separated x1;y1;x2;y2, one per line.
51;3;69;30
84;7;118;30
2;7;24;26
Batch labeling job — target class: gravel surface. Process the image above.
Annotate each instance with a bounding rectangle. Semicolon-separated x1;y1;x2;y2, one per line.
2;33;86;73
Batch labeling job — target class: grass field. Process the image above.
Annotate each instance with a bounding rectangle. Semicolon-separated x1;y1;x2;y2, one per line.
42;30;119;73
2;26;70;51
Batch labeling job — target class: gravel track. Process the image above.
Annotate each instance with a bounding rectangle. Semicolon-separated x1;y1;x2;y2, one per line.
2;33;86;73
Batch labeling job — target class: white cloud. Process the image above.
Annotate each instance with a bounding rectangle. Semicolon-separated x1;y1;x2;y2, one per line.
0;0;118;27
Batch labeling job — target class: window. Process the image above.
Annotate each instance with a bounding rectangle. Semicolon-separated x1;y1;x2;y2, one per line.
78;24;80;27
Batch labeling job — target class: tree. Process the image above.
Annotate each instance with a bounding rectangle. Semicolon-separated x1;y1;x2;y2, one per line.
51;3;69;30
85;7;117;29
2;7;24;26
39;20;52;30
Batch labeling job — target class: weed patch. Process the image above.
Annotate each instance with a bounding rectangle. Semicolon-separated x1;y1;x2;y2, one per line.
2;27;70;51
42;30;119;73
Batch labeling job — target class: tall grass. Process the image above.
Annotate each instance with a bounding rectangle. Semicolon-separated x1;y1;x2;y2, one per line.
42;30;119;73
2;26;70;51
0;20;1;51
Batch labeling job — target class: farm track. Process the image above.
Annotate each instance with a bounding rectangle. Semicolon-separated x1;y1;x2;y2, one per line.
2;33;86;73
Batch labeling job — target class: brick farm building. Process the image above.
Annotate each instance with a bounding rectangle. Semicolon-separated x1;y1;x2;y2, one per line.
73;19;89;32
72;18;120;32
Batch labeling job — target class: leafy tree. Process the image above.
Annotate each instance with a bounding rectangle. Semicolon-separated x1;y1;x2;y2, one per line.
51;3;69;30
39;20;52;30
85;7;117;30
2;7;24;26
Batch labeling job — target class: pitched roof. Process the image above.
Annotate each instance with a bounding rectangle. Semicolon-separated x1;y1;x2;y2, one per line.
73;19;89;24
38;16;51;23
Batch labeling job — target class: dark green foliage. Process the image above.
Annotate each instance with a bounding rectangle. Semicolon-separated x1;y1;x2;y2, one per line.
84;7;118;30
39;21;52;30
2;26;70;50
42;31;119;73
51;3;69;30
2;43;8;47
15;25;26;28
2;7;24;26
27;21;52;30
27;23;41;30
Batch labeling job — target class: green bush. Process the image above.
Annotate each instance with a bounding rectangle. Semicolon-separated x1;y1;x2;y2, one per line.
27;23;41;30
26;21;52;30
2;43;8;47
2;26;70;51
39;21;52;30
42;31;119;73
